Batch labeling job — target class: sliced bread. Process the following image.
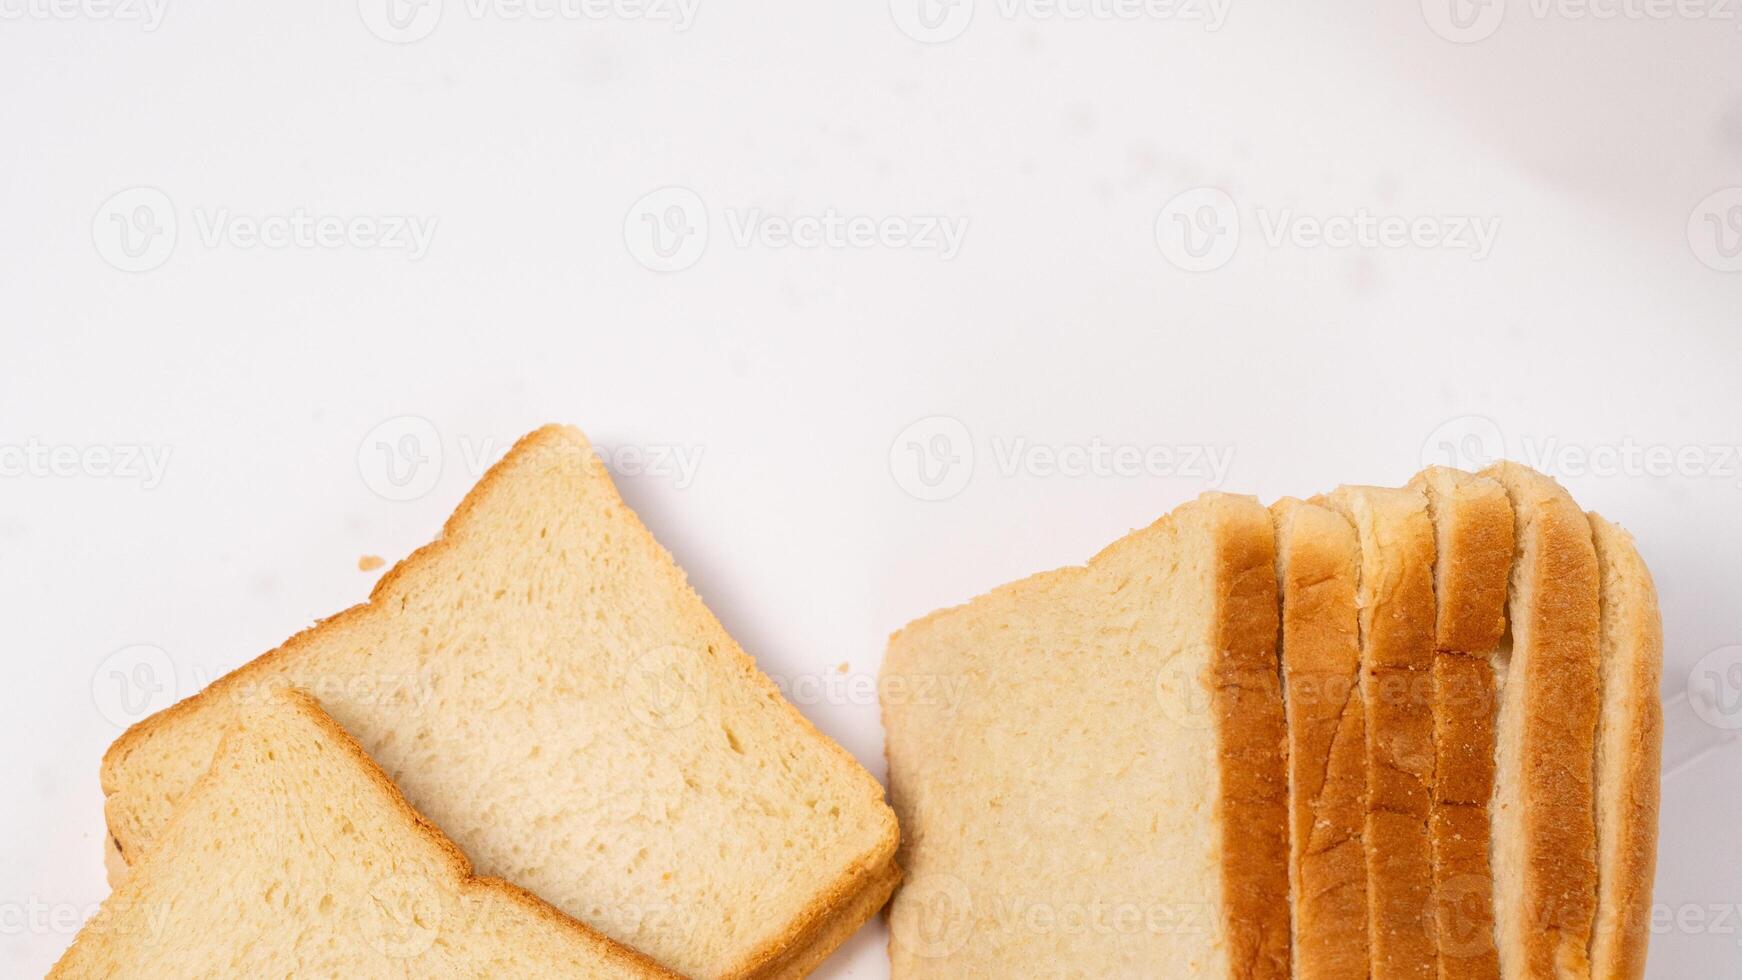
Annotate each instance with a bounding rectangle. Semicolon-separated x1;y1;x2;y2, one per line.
881;493;1289;978
1270;498;1370;980
1412;466;1513;979
1323;485;1440;979
55;689;675;978
99;424;899;979
1480;462;1602;979
1587;514;1663;980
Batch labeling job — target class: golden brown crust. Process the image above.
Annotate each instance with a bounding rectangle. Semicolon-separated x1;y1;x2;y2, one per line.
1413;467;1513;980
1209;494;1291;980
1481;462;1601;980
758;860;902;979
1586;514;1662;980
1270;498;1370;980
1324;485;1439;980
101;424;898;979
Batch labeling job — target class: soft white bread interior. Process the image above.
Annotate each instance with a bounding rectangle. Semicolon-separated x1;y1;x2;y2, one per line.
1587;514;1663;980
1270;498;1370;980
1323;485;1440;980
1481;462;1601;980
99;424;898;979
55;689;676;979
881;493;1289;978
1411;466;1513;979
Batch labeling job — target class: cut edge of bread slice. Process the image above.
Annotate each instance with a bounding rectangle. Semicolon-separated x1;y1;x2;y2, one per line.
1270;498;1370;980
1322;484;1439;980
1480;461;1602;979
881;492;1288;978
1586;513;1663;980
99;424;899;979
1411;466;1512;979
56;688;678;979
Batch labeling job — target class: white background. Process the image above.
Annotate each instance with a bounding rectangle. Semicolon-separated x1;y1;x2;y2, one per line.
3;0;1741;976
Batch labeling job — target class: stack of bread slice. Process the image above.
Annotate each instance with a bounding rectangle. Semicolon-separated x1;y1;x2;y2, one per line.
882;464;1662;979
60;425;900;978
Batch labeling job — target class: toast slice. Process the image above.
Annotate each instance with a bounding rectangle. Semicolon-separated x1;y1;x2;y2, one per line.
55;689;675;978
1324;485;1439;979
1480;462;1601;979
1270;498;1370;980
881;493;1289;978
1412;467;1513;979
1586;515;1662;980
99;424;899;979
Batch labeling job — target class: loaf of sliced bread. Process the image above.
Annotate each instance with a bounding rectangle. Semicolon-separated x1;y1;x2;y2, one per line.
1481;462;1602;979
1323;485;1440;979
100;425;899;979
1412;466;1513;979
56;690;675;978
1270;498;1369;980
1587;514;1662;980
881;493;1289;978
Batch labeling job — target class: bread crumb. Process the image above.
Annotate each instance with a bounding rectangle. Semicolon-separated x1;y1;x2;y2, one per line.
357;555;385;572
836;661;849;673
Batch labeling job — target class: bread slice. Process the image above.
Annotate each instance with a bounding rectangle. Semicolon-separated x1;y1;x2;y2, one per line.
1586;514;1662;980
1412;466;1512;979
1323;485;1439;979
99;424;899;979
1270;498;1369;980
55;689;675;978
881;493;1289;978
1480;462;1601;979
